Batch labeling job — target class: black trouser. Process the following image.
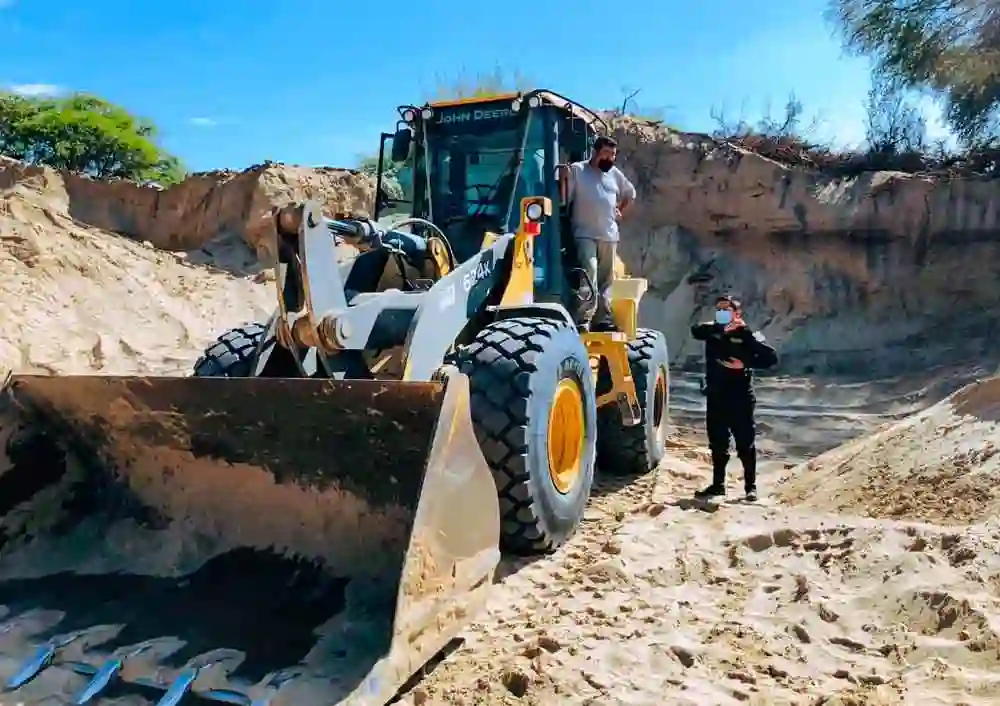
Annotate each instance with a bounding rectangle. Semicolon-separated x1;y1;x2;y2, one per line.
705;390;757;492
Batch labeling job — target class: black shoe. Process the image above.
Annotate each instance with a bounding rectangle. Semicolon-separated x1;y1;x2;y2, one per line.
590;321;619;333
745;488;758;502
694;484;725;499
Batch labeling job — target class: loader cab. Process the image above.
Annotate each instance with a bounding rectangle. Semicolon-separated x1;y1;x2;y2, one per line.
375;90;607;310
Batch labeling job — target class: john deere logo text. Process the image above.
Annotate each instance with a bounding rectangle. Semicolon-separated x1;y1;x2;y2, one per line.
438;108;513;124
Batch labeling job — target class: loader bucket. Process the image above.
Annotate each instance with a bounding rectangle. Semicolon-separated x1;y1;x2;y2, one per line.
0;368;500;705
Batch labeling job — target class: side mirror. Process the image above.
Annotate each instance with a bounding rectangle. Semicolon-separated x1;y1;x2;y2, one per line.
390;129;412;163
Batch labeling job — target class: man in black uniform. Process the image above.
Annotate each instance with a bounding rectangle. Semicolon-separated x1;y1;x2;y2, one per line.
691;295;778;502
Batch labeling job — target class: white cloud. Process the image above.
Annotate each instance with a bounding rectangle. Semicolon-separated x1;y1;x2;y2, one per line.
9;83;61;97
188;117;218;127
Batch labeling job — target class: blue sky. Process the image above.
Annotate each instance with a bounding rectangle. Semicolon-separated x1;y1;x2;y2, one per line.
0;0;951;172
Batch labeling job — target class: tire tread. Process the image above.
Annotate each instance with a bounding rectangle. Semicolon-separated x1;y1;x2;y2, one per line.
192;323;265;378
596;328;668;475
457;317;578;554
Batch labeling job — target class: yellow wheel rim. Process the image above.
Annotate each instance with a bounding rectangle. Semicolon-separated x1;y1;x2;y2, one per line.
547;377;585;494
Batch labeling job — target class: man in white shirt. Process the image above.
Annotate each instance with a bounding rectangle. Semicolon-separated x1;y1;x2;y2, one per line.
564;135;637;332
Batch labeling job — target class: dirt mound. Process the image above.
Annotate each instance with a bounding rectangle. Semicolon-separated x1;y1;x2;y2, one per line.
0;157;374;375
0;157;374;274
0;166;263;374
774;375;1000;523
609;118;1000;377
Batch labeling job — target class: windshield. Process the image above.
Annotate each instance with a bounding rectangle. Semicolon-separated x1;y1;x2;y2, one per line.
418;114;546;262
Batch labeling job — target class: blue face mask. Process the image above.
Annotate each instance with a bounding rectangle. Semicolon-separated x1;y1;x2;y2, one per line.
714;309;733;326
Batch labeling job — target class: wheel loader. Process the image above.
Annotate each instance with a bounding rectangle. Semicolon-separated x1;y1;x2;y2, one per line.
0;89;669;705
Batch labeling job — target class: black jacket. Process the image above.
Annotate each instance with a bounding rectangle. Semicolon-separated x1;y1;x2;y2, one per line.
691;322;778;395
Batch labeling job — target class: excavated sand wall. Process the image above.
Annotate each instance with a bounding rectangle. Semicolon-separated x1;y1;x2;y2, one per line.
0;158;376;267
611;120;1000;375
6;124;1000;378
0;157;377;374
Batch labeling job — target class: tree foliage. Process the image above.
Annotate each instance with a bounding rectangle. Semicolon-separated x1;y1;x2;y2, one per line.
710;93;821;142
0;92;185;183
426;66;533;101
829;0;1000;144
864;75;928;154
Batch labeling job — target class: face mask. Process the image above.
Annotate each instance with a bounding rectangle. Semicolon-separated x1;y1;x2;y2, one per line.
714;309;733;326
596;159;614;172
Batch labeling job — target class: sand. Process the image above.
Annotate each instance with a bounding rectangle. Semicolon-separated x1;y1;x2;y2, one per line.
0;162;273;376
3;164;1000;705
395;380;1000;705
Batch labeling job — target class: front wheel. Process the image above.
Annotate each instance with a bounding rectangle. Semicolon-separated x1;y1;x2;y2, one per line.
455;317;597;555
192;323;265;378
597;328;670;476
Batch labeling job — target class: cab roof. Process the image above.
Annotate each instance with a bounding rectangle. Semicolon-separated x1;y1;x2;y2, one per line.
421;89;607;133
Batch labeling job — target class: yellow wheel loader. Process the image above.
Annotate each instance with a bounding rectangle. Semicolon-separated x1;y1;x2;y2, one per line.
0;89;670;705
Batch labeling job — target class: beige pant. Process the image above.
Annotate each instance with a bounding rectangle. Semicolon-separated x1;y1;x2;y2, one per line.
575;238;616;326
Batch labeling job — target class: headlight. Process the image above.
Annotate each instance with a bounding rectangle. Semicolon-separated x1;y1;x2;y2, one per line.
511;99;522;112
421;107;434;119
527;96;541;108
525;202;544;221
402;108;416;122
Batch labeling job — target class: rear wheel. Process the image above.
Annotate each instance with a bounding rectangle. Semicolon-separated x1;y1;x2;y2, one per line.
596;328;670;476
455;317;597;555
192;323;265;378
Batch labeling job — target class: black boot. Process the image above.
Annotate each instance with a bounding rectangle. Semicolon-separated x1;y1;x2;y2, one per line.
695;452;728;499
694;483;726;499
737;446;757;501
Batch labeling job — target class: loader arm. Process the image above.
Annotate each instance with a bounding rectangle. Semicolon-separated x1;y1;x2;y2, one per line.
269;202;554;382
400;238;512;380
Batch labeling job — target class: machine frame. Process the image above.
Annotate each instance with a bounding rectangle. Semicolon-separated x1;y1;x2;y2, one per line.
249;89;649;423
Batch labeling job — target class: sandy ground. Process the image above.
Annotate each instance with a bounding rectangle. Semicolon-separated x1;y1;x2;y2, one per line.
3;167;1000;705
397;373;1000;706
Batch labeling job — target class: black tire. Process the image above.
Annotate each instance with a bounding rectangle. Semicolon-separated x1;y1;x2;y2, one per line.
192;323;266;378
455;317;597;555
596;328;670;476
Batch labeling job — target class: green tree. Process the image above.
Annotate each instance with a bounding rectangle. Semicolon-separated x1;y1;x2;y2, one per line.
828;0;1000;144
864;75;928;154
0;91;186;183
